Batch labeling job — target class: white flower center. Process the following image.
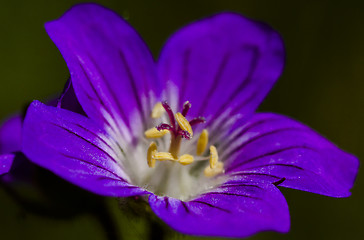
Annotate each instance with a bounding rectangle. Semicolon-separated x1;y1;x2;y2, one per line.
122;101;226;201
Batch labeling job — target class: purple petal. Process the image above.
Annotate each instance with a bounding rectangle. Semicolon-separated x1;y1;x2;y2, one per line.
45;3;159;142
0;114;22;154
0;154;15;175
158;12;284;123
223;113;359;197
22;101;147;197
149;180;289;237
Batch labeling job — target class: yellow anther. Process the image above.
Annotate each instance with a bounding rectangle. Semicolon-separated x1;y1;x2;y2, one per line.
204;162;224;178
152;151;177;162
147;142;157;168
144;127;169;139
175;112;193;138
196;129;208;156
178;154;194;165
151;102;165;118
209;145;218;169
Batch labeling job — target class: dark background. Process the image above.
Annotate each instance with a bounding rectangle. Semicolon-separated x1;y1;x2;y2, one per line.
0;0;363;239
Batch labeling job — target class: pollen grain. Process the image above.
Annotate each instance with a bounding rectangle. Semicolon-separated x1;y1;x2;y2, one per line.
147;142;157;168
151;102;165;118
209;145;218;169
204;162;224;178
196;129;208;156
144;127;169;139
178;154;194;165
175;112;193;138
152;152;177;162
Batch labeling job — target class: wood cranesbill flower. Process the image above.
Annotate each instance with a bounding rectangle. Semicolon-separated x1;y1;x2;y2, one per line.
22;3;359;238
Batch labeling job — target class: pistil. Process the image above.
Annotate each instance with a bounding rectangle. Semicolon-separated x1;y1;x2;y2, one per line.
169;134;182;158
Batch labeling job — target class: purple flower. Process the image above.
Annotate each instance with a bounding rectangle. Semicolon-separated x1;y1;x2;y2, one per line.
22;3;359;238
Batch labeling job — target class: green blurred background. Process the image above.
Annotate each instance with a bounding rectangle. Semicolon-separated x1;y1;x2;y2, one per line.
0;0;363;239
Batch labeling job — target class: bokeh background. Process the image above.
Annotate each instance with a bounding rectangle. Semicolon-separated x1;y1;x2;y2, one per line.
0;0;363;239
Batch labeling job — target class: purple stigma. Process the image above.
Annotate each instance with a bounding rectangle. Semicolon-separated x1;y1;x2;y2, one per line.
157;100;205;139
178;130;191;139
182;101;192;117
156;123;173;132
161;101;176;130
189;117;206;126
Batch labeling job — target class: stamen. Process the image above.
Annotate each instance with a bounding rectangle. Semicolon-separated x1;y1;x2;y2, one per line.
209;145;218;169
182;101;192;116
146;100;216;177
178;154;194;165
204;162;224;177
151;102;165;118
175;112;193;138
196;129;208;156
204;146;223;177
144;127;169;139
147;142;157;168
152;152;177;162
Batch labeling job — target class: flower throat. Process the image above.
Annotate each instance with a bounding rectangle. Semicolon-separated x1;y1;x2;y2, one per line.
144;101;224;177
